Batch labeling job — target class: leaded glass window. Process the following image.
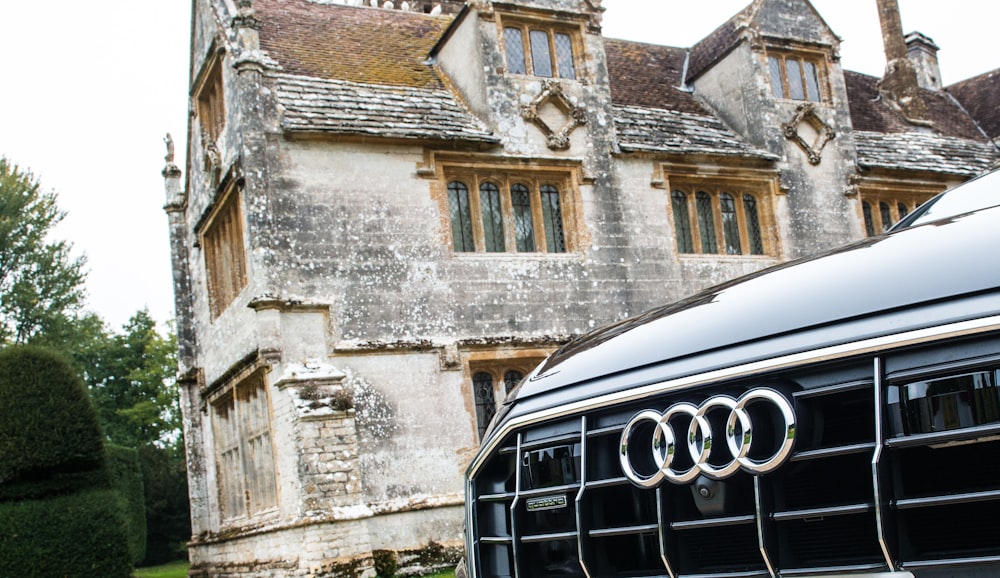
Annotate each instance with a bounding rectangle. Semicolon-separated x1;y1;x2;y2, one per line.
744;194;764;255
504;370;524;395
473;372;497;441
448;181;475;252
879;202;893;231
863;201;876;237
480;182;505;252
502;23;577;79
672;190;694;253
540;185;566;253
511;183;536;253
897;202;909;219
504;27;527;75
720;192;741;255
529;30;553;78
670;182;773;256
554;33;576;80
768;52;824;102
443;171;573;254
696;191;718;254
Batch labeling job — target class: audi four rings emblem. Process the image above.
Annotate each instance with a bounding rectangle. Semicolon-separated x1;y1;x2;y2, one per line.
618;389;796;487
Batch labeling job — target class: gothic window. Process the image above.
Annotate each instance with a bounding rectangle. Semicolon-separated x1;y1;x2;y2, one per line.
503;22;577;80
671;181;771;257
211;370;277;521
197;56;225;142
443;169;575;254
768;52;824;103
469;361;536;442
860;188;939;236
201;181;248;317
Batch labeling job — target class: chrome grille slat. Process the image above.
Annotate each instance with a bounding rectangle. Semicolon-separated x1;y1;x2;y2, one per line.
470;342;1000;577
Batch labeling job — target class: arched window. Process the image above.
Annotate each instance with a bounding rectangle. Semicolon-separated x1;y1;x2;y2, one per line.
743;194;764;255
503;370;524;395
480;182;505;252
447;181;475;252
863;201;875;237
879;202;893;231
473;372;497;441
720;192;741;255
540;185;566;253
672;190;694;253
696;191;718;254
511;183;535;252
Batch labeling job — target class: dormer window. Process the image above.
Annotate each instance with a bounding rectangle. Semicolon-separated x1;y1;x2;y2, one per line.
768;52;825;102
503;23;577;80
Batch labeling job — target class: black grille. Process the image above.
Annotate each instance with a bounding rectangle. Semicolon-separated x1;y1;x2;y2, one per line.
469;362;1000;577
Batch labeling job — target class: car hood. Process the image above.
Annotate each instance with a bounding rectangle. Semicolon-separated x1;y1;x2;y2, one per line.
515;203;1000;400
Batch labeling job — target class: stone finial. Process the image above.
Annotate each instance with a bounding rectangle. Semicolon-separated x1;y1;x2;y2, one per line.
162;133;182;179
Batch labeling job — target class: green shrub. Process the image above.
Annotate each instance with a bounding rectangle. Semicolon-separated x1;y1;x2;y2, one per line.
0;488;132;577
0;346;105;488
108;444;147;564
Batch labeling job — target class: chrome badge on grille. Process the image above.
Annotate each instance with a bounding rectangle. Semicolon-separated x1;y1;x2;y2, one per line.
619;388;796;487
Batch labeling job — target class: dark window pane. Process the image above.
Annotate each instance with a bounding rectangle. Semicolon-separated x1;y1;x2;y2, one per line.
721;193;741;255
671;190;694;253
554;33;575;79
480;182;505;252
879;201;893;232
863;201;875;237
743;194;764;255
473;372;496;440
696;191;718;254
447;181;475;252
898;202;910;219
540;185;566;253
511;183;535;252
529;29;553;78
504;27;526;74
503;370;524;395
804;60;820;102
768;56;784;98
787;58;805;100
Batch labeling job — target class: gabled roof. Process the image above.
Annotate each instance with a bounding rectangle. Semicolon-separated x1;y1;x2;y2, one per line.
255;0;450;88
948;70;1000;140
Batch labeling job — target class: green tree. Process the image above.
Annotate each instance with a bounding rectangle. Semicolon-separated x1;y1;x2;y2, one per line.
0;157;86;345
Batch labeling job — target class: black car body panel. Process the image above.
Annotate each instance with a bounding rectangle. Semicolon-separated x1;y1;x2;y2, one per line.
464;170;1000;578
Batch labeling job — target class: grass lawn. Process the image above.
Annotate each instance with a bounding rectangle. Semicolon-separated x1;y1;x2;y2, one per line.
133;560;190;578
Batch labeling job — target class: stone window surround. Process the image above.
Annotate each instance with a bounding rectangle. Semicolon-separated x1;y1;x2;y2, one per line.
194;48;226;144
497;13;584;81
197;174;249;319
206;363;280;524
430;155;587;256
659;164;781;259
765;45;830;104
466;352;547;443
857;181;944;236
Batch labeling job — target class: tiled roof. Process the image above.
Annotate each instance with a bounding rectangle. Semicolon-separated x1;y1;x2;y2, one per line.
686;5;751;82
604;39;707;115
255;0;450;89
614;105;778;159
274;74;498;143
948;70;1000;139
854;131;997;177
845;71;988;140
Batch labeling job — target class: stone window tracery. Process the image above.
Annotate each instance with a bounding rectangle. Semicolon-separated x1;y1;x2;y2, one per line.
469;360;538;442
444;169;574;254
670;182;770;257
503;22;577;80
860;187;939;236
768;51;825;103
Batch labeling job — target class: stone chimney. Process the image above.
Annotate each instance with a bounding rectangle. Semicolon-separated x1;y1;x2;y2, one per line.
876;0;929;123
906;31;942;91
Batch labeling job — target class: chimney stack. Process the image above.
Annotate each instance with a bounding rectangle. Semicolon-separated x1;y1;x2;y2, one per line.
875;0;929;123
906;32;942;91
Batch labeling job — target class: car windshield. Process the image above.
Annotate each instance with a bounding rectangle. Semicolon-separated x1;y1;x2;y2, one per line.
892;169;1000;230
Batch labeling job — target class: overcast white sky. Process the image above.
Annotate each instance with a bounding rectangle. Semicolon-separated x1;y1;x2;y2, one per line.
0;1;995;330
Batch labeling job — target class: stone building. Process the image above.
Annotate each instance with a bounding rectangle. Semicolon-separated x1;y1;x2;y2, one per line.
162;0;999;575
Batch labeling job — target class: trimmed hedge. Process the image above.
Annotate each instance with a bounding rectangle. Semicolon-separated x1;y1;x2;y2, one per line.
0;488;132;577
108;444;147;565
0;346;105;487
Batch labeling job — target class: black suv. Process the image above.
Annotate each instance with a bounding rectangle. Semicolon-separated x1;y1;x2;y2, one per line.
463;170;1000;578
